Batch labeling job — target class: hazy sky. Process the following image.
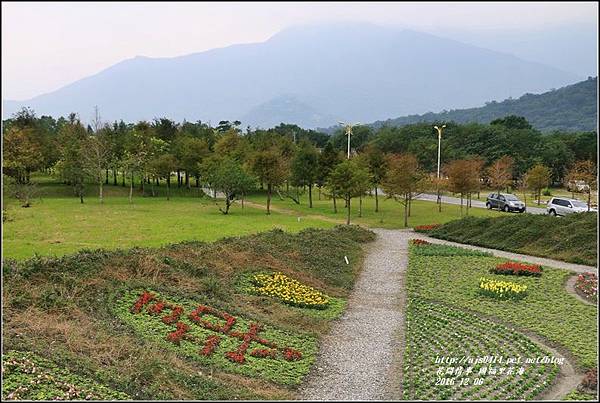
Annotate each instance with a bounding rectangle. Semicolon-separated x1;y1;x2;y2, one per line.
2;1;598;100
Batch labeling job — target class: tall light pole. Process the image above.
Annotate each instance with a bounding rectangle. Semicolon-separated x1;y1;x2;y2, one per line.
434;124;446;211
338;121;360;159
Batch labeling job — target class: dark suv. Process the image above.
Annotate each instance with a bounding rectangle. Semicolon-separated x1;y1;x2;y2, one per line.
486;193;526;213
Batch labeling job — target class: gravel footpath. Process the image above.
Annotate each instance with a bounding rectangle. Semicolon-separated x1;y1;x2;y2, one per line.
416;233;597;273
299;229;415;400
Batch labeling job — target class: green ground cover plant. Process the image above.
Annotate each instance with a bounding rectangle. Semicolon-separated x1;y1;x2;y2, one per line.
2;225;374;399
410;242;492;257
115;289;317;385
403;298;559;400
427;213;597;265
407;249;597;370
2;351;129;400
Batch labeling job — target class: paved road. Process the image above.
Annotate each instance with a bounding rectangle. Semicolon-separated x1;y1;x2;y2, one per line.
414;193;547;215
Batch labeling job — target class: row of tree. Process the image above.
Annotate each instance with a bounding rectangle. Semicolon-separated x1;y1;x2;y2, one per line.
3;108;597;223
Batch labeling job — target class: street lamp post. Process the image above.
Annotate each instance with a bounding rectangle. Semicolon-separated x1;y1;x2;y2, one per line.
338;121;360;159
434;124;446;212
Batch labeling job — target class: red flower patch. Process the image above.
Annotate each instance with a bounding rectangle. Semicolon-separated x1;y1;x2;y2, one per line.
200;335;221;356
166;321;189;345
130;290;304;365
162;306;184;324
411;239;431;246
131;291;155;313
250;348;278;359
414;224;441;232
282;348;302;361
147;301;166;315
491;262;542;277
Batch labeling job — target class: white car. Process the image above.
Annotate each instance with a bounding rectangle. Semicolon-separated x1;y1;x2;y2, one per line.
546;197;597;216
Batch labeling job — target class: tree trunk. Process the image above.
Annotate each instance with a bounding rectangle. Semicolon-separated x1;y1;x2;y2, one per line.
346;197;351;225
318;187;321;200
587;190;591;212
177;170;181;187
375;187;379;212
129;179;133;203
267;184;272;215
537;189;541;205
99;181;104;204
359;195;362;217
404;194;409;227
113;170;117;186
408;195;412;217
167;176;171;200
122;171;125;187
195;175;199;188
333;193;337;213
460;193;464;216
105;169;109;185
308;184;313;208
185;172;190;189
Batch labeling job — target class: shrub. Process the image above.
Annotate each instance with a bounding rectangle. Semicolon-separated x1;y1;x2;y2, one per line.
428;213;597;266
542;188;552;196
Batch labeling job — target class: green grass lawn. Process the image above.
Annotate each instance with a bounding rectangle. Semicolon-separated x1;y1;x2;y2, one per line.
407;243;597;370
2;196;334;260
2;226;374;400
245;190;501;229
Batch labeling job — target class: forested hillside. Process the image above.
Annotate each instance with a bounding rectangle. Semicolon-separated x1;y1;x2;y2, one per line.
370;77;597;132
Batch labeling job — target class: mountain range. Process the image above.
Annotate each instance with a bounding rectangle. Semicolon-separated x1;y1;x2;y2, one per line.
362;76;597;133
3;22;584;128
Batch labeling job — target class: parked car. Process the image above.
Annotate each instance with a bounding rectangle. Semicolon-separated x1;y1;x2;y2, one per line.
486;193;526;213
546;197;597;216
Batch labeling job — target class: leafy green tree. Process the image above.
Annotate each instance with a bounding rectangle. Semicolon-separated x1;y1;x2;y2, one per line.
381;154;428;225
327;160;371;225
56;114;88;203
290;141;319;208
149;153;178;200
82;133;111;203
490;115;533;130
3;127;44;183
359;144;388;212
203;157;255;214
248;148;288;215
317;142;342;210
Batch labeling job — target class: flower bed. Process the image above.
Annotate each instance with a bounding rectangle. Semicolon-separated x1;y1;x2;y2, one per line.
411;239;431;246
2;351;129;401
115;290;316;385
246;272;330;309
575;273;598;303
491;262;542;277
479;277;528;300
414;224;441;232
410;243;492;257
403;298;559;400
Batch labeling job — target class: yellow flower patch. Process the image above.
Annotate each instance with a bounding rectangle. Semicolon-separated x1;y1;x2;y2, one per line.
249;272;330;309
479;277;528;300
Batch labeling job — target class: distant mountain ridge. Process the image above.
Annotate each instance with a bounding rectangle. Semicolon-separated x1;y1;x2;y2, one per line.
364;77;597;133
3;22;582;128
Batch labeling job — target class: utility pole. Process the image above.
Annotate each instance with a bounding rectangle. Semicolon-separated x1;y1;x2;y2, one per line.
434;124;446;212
338;121;360;159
